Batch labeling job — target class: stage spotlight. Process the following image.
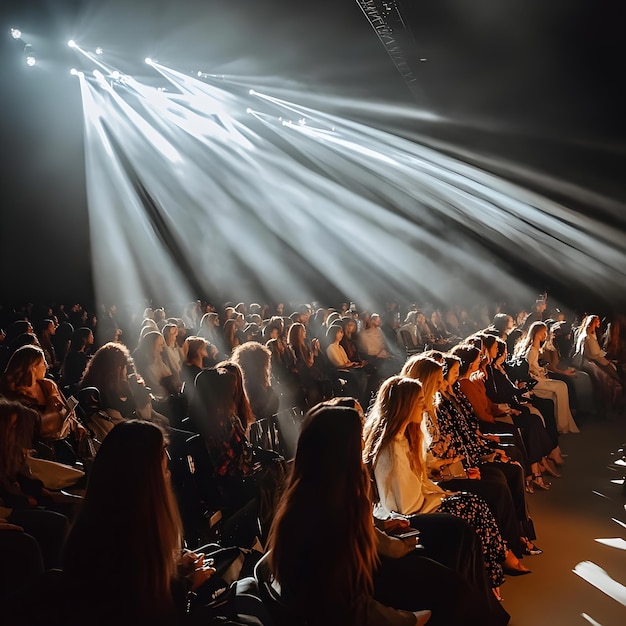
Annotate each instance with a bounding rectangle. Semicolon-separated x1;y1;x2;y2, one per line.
24;44;36;67
68;39;76;48
95;47;103;55
145;57;153;65
197;70;203;77
70;68;78;76
10;28;21;39
111;71;121;80
248;89;255;95
246;108;252;114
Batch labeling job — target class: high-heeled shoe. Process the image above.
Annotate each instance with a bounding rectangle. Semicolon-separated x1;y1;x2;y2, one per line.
548;451;565;466
540;459;561;478
532;474;551;491
521;537;543;556
525;477;534;494
503;550;532;576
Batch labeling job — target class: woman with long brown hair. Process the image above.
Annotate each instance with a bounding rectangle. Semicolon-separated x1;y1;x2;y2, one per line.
61;420;214;624
268;402;431;626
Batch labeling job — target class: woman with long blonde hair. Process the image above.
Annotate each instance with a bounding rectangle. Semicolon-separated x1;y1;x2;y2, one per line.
364;376;526;593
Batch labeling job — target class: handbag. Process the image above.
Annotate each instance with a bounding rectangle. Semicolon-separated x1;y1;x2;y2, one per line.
439;460;469;481
27;453;85;489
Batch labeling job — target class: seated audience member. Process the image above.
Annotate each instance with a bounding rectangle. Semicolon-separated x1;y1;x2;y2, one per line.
325;324;368;405
191;364;285;544
161;323;183;376
0;400;70;572
232;341;279;422
36;319;59;377
180;336;217;391
60;327;94;392
0;345;86;450
359;313;402;378
6;420;223;626
134;330;180;404
222;318;241;357
485;341;563;489
288;322;328;408
268;402;436;626
79;342;163;436
541;322;595;417
514;322;579;434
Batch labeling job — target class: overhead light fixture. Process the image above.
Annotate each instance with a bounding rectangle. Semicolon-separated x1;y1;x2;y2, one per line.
95;47;103;55
110;71;121;80
10;28;22;39
70;68;79;76
24;44;36;67
248;89;255;95
197;70;203;77
68;39;76;48
145;57;153;65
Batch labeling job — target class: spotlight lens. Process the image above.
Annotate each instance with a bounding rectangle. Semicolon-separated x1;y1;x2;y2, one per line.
111;71;121;80
95;47;103;55
68;39;76;48
145;57;153;65
26;55;36;67
248;89;255;95
70;68;78;76
246;108;252;114
197;71;202;77
10;28;22;39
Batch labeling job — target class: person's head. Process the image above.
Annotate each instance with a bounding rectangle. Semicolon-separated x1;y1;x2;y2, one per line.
325;324;344;344
442;355;462;391
528;321;548;345
493;338;508;365
70;327;94;352
161;323;178;347
534;299;547;314
137;330;165;359
584;315;601;332
0;399;39;479
63;420;181;618
80;342;133;395
341;317;357;338
223;319;240;350
193;363;253;430
182;336;209;367
231;341;272;390
38;319;56;337
370;313;382;328
400;356;444;416
403;310;418;325
1;345;47;390
490;313;514;337
287;321;307;348
363;376;425;468
449;344;482;379
268;402;377;618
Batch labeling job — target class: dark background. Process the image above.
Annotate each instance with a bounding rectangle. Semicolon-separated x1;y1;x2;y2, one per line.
1;0;625;310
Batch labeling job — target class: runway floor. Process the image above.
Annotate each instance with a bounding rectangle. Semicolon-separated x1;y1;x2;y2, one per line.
502;415;626;626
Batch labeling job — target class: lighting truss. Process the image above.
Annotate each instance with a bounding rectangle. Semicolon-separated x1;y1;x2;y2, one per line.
355;0;421;96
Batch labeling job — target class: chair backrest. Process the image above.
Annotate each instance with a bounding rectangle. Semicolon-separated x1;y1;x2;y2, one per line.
254;552;307;626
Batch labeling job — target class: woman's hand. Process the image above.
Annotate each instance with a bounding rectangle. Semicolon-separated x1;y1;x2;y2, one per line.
467;467;481;480
179;551;216;591
382;518;410;534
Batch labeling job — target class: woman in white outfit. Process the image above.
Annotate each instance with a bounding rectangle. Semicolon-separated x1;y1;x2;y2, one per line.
514;322;579;434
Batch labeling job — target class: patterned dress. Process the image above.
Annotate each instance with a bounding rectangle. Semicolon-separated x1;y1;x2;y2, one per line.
373;433;506;587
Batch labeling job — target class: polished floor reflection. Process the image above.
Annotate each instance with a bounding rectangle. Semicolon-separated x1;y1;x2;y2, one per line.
503;416;626;625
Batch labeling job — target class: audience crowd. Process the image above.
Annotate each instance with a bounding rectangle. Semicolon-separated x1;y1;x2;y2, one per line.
1;295;625;625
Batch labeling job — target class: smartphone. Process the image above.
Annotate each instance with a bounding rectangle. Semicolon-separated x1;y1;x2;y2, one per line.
394;528;421;540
